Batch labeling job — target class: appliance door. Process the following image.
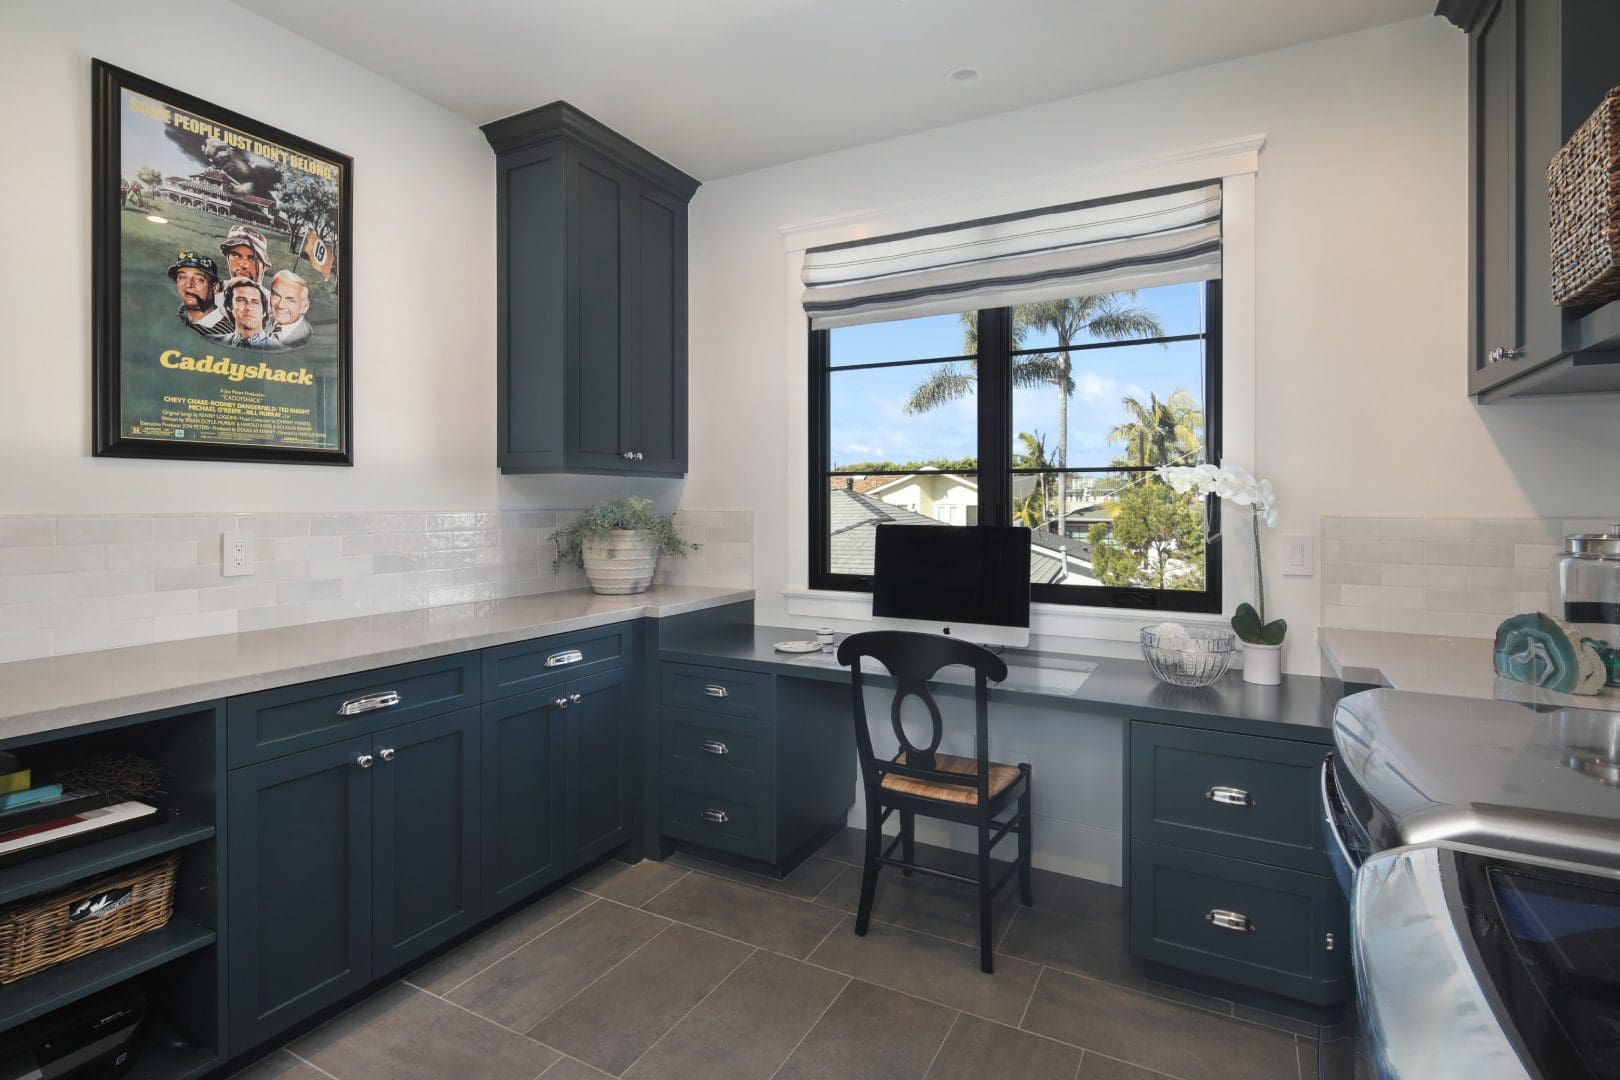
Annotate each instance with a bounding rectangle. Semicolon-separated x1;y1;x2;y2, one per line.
1354;846;1533;1080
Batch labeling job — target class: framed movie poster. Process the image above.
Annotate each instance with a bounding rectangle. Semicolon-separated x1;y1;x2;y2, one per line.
92;60;353;465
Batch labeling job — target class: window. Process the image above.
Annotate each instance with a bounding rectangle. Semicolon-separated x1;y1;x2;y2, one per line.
809;281;1222;613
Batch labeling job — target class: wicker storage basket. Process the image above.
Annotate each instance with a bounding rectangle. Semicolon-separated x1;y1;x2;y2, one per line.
1550;86;1620;307
0;853;179;984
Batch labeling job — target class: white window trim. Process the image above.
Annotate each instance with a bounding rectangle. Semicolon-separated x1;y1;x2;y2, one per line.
778;135;1263;646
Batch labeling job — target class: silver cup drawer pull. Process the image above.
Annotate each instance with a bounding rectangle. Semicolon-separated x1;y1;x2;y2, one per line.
702;684;729;698
700;740;730;756
699;808;730;824
1205;786;1253;807
545;649;584;668
338;691;401;717
1206;909;1254;933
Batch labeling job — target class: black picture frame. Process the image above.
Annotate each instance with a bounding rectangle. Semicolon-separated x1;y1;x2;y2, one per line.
92;59;354;466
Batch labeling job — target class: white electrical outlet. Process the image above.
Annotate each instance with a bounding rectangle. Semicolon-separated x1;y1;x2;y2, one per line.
1280;532;1314;577
222;532;254;577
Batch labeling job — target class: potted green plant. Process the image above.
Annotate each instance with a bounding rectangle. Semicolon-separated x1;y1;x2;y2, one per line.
552;496;697;595
1160;463;1285;685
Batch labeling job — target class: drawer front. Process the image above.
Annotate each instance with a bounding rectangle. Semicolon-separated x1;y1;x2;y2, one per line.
1129;840;1348;1006
1129;722;1329;874
661;772;773;861
660;663;771;718
661;707;772;787
483;625;631;699
227;653;480;767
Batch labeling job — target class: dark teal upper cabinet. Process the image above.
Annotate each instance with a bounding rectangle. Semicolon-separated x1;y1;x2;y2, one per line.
1440;0;1620;399
483;102;698;475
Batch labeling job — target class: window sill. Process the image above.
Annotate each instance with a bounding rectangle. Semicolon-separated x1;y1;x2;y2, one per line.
780;587;1230;656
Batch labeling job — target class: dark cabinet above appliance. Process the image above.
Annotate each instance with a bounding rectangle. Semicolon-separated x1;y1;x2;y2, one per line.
1439;0;1620;400
481;102;699;475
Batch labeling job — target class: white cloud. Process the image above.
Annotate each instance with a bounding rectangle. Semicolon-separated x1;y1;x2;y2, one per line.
1074;372;1121;405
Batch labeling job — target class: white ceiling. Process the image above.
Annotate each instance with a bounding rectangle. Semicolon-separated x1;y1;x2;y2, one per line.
234;0;1435;181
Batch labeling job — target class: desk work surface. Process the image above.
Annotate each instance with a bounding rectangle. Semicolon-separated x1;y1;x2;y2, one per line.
658;624;1342;742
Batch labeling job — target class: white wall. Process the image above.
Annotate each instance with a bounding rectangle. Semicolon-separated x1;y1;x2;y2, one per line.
682;15;1620;675
0;0;679;516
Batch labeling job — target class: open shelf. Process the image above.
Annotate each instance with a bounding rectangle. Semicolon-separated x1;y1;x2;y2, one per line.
0;812;214;907
0;916;214;1036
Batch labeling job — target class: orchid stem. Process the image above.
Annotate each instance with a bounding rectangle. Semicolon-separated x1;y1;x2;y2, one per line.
1252;509;1264;626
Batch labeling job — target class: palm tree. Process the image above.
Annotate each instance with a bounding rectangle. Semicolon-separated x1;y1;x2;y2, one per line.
904;294;1164;534
1014;430;1054;529
1106;389;1203;469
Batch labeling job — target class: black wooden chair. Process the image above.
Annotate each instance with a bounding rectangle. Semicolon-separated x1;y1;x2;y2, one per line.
836;630;1033;973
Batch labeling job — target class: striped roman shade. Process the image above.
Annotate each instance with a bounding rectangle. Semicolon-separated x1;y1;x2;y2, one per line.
801;181;1222;330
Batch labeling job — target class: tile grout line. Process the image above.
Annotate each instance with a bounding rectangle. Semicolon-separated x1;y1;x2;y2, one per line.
996;903;1021;950
615;945;759;1078
629;868;691;910
522;921;677;1037
1017;965;1044;1031
407;979;566;1046
283;1049;342;1080
919;1010;961;1080
765;974;854;1080
416;892;602;998
1073;1049;1086;1080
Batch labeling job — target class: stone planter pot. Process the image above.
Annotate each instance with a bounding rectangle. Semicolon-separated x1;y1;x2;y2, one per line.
1241;642;1282;686
581;530;659;594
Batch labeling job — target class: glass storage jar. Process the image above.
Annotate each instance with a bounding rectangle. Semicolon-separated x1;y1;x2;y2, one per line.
1557;526;1620;686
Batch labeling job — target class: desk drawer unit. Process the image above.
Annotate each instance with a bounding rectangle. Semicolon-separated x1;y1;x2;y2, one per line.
662;707;772;787
660;772;772;861
1129;722;1329;874
660;663;771;719
1129;840;1349;1006
227;653;481;767
483;625;630;699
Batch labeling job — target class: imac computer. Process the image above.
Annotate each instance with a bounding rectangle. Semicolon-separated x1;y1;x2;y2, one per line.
871;524;1031;648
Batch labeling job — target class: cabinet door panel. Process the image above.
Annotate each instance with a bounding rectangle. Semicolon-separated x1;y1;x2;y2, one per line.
227;738;372;1055
569;148;631;468
565;666;635;867
1472;0;1519;393
628;185;687;474
499;141;567;466
372;707;480;975
481;691;565;914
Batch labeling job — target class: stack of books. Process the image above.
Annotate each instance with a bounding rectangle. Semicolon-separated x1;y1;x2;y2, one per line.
0;754;156;865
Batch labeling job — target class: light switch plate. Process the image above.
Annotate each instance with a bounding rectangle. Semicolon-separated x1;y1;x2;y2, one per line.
1280;532;1314;577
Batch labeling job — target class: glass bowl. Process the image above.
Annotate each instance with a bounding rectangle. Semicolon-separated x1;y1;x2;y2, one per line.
1140;624;1236;687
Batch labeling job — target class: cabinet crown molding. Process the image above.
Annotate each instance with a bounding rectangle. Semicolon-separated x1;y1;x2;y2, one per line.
1435;0;1494;32
481;100;701;202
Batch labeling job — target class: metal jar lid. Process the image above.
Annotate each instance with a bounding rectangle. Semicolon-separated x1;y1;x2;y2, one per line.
1566;525;1620;557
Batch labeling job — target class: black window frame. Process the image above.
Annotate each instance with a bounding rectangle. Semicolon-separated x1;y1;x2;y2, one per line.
808;281;1223;614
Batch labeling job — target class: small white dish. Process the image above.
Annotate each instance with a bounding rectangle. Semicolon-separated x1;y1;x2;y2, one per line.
774;640;823;654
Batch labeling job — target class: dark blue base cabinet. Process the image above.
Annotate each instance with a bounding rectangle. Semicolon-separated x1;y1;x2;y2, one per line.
1126;721;1348;1016
225;631;636;1060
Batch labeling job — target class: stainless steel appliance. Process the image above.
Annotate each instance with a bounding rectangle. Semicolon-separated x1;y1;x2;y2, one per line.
1322;690;1620;1080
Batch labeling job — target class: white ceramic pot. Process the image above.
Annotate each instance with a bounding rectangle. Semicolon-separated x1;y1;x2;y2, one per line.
581;530;659;594
1241;642;1282;685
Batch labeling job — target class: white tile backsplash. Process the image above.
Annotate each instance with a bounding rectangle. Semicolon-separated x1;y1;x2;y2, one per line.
1319;515;1587;638
0;508;751;659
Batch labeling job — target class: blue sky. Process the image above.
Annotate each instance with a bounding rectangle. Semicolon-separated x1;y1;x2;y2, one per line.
828;282;1208;469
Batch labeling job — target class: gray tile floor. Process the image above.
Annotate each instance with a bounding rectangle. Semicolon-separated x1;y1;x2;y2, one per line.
234;829;1328;1080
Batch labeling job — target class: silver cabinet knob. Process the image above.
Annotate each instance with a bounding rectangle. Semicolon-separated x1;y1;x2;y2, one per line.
699;808;729;824
355;753;374;769
1205;786;1253;807
1487;346;1504;364
569;692;583;704
622;450;636;460
554;696;570;709
1206;909;1254;932
378;747;395;762
1325;931;1335;952
634;451;644;461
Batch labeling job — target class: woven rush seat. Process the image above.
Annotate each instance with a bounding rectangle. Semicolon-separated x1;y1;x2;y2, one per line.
882;751;1020;805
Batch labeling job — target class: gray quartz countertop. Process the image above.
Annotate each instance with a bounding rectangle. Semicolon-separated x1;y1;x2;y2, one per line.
661;625;1341;742
0;585;752;743
1318;626;1620;712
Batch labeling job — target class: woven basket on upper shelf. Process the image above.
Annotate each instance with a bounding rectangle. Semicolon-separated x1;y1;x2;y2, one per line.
1550;86;1620;307
0;852;179;984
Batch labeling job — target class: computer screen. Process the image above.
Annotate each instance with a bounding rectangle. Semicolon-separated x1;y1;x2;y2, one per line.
871;525;1031;646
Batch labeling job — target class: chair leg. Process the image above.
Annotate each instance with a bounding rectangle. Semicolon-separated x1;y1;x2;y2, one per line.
1018;766;1034;907
900;809;915;877
977;814;994;974
855;793;882;937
